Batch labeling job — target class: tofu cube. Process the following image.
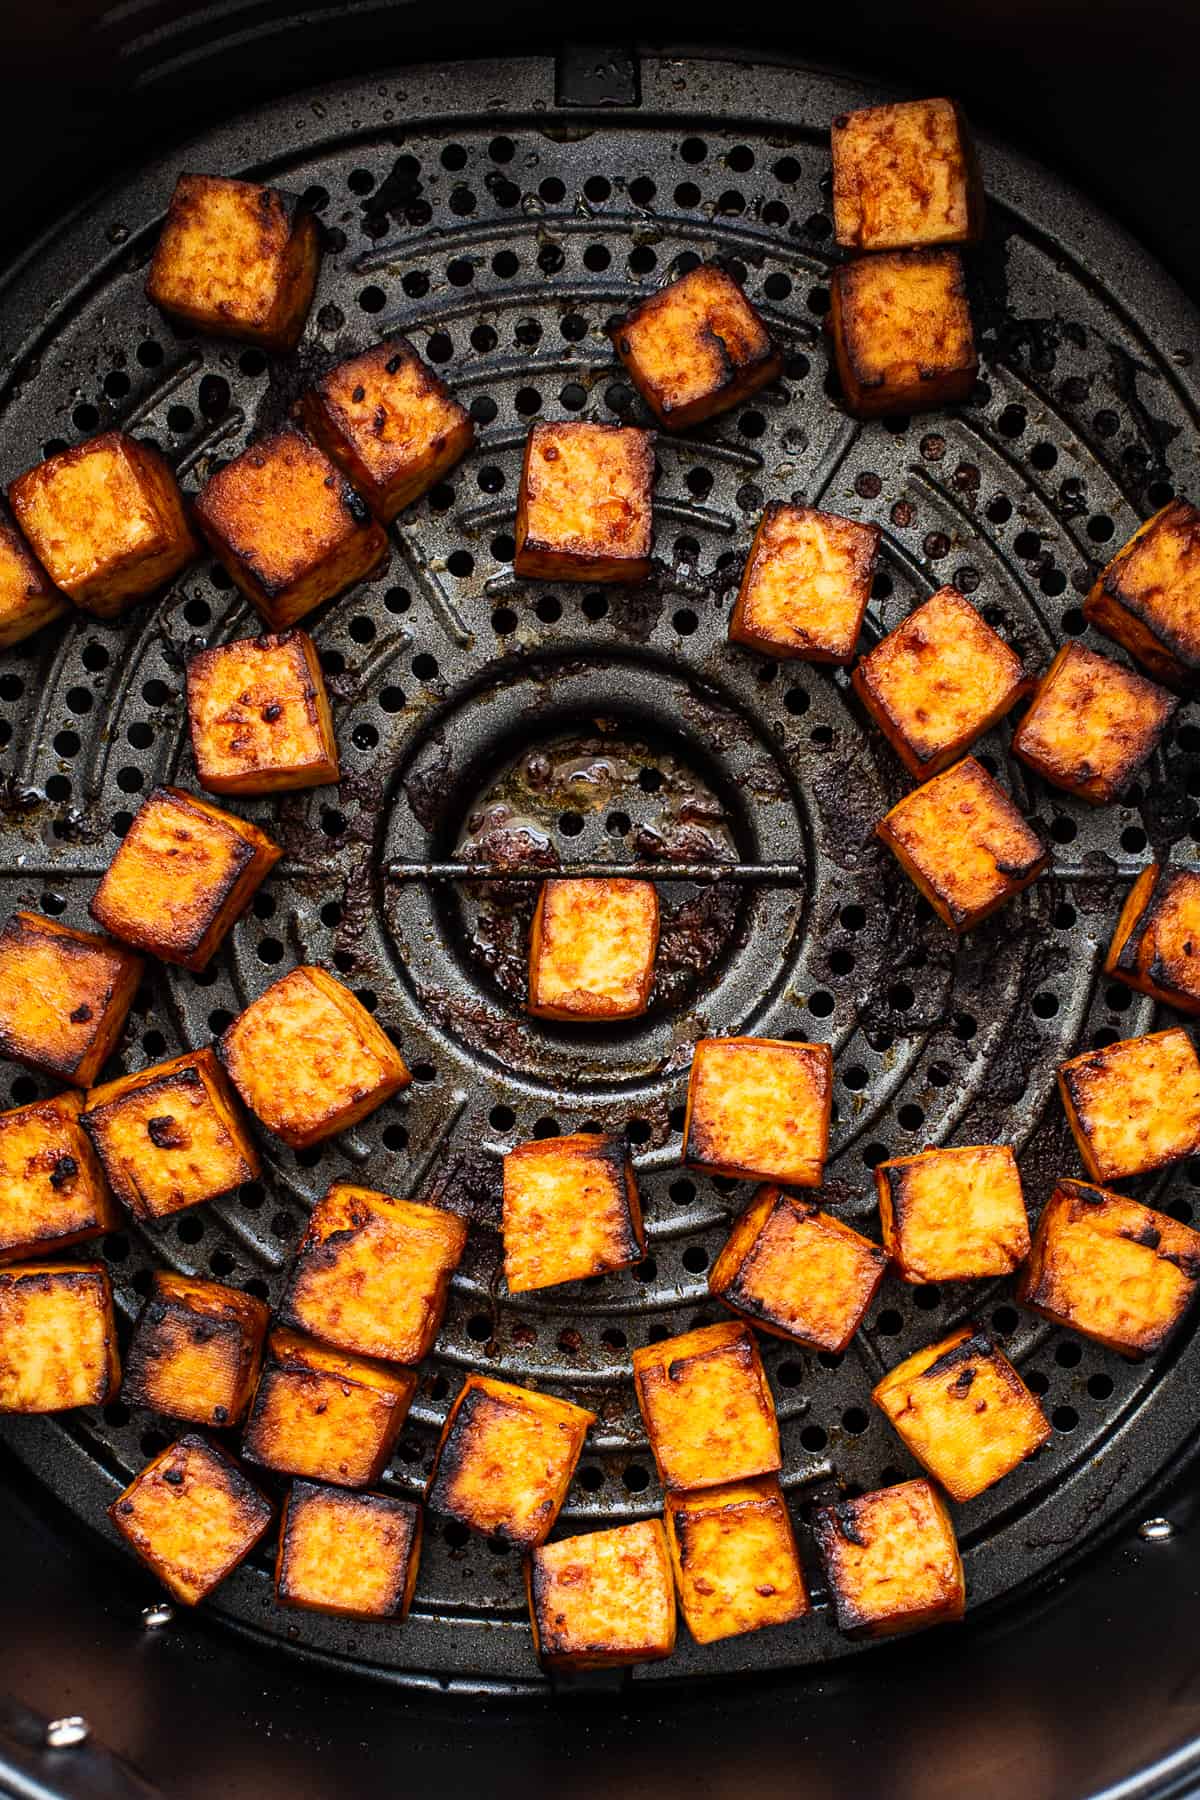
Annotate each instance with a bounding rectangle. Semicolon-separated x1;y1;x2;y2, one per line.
729;503;880;665
830;250;977;419
1012;643;1177;804
527;878;659;1021
708;1185;886;1352
632;1320;781;1492
812;1478;964;1638
275;1481;422;1620
875;1144;1030;1284
280;1183;467;1364
0;911;143;1088
1058;1026;1200;1184
876;756;1047;931
300;337;474;522
186;629;339;796
514;422;655;583
145;173;321;351
664;1476;808;1645
852;586;1031;779
0;1090;117;1263
109;1433;272;1606
0;517;67;648
503;1132;644;1293
831;97;984;252
220;965;410;1148
122;1272;269;1426
609;262;782;430
1084;499;1200;690
683;1036;832;1188
241;1326;415;1488
8;432;197;618
1106;863;1200;1014
872;1325;1051;1503
527;1520;676;1670
426;1373;595;1548
0;1262;118;1411
194;428;388;631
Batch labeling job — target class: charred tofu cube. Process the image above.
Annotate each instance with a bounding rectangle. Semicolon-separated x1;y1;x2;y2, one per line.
194;428;388;631
684;1036;832;1188
300;337;474;522
852;586;1031;779
664;1476;808;1645
427;1373;595;1548
242;1327;415;1488
186;630;339;795
1106;863;1200;1014
220;965;410;1148
503;1132;644;1293
872;1325;1050;1502
527;878;659;1021
514;422;654;583
709;1185;886;1352
831;97;984;252
609;262;781;431
877;756;1047;931
275;1481;422;1619
0;1262;118;1411
812;1478;964;1637
830;250;977;420
1058;1027;1200;1183
109;1434;272;1605
0;517;67;647
145;173;320;351
8;432;196;618
1012;643;1176;804
1084;499;1200;690
633;1320;780;1492
0;911;142;1088
875;1144;1029;1284
729;503;879;665
122;1273;269;1426
0;1091;116;1264
527;1520;676;1670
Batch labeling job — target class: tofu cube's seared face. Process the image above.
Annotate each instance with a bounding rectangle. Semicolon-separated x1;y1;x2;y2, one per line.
1012;643;1176;804
527;1520;676;1669
729;503;879;665
632;1320;781;1492
123;1273;269;1426
242;1328;416;1487
877;756;1047;931
813;1478;964;1637
684;1036;832;1187
1058;1027;1200;1183
709;1186;886;1352
609;263;781;430
186;630;339;796
426;1374;595;1548
527;878;660;1020
514;423;655;583
0;911;142;1088
503;1133;644;1293
0;1263;118;1411
1106;864;1200;1014
0;519;67;648
1085;499;1200;689
276;1482;422;1619
109;1434;273;1606
876;1145;1030;1284
665;1476;808;1645
831;98;983;252
830;250;977;419
0;1091;116;1263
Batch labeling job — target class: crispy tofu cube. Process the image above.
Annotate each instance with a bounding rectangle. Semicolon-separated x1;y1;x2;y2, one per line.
427;1373;595;1548
146;173;321;351
275;1481;422;1619
503;1132;644;1293
0;1262;118;1411
186;629;339;796
872;1325;1050;1503
220;965;410;1148
514;422;654;583
0;517;67;647
609;262;782;431
281;1183;467;1364
831;97;984;252
242;1326;415;1488
527;878;659;1021
8;432;196;618
683;1036;832;1188
194;428;388;631
852;586;1031;779
729;503;879;665
633;1320;780;1492
0;1090;117;1264
0;911;142;1088
122;1272;269;1426
1084;499;1200;690
1058;1026;1200;1183
1012;643;1176;804
812;1478;964;1637
875;1144;1030;1284
877;756;1047;931
709;1185;886;1352
109;1434;272;1606
830;250;977;420
527;1520;676;1670
300;337;474;522
664;1476;808;1645
1106;863;1200;1014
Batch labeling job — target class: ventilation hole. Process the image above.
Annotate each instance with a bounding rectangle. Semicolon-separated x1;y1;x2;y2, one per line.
532;1117;560;1139
843;1065;868;1092
681;1245;708;1274
535;596;561;624
898;1103;924;1132
673;608;699;636
669;1178;695;1207
841;1407;869;1435
558;811;584;837
777;1360;804;1388
1088;1373;1114;1400
1052;1405;1079;1432
489;1104;515;1132
800;1425;828;1452
913;1284;941;1310
876;1309;903;1336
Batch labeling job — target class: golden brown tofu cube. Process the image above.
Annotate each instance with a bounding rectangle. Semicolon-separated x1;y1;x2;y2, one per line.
281;1183;467;1364
877;756;1047;931
729;503;879;665
527;1520;676;1670
609;262;782;431
186;630;339;796
812;1478;964;1638
527;878;659;1021
503;1132;644;1293
853;586;1031;779
683;1036;832;1188
0;1090;117;1264
109;1434;272;1606
427;1373;595;1548
633;1320;780;1493
242;1327;415;1488
1058;1026;1200;1184
1106;863;1200;1015
220;965;410;1149
194;428;388;631
830;250;977;420
1084;499;1200;690
872;1325;1050;1503
0;1262;118;1411
709;1185;886;1352
1012;643;1176;805
275;1481;422;1620
8;432;196;619
300;337;474;523
0;517;67;648
831;97;984;252
664;1476;808;1645
514;422;654;583
122;1272;269;1426
0;911;142;1088
875;1144;1029;1284
146;173;320;352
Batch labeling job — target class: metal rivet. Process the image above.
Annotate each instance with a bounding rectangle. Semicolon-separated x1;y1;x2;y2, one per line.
45;1716;89;1749
140;1601;175;1628
1139;1516;1175;1542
